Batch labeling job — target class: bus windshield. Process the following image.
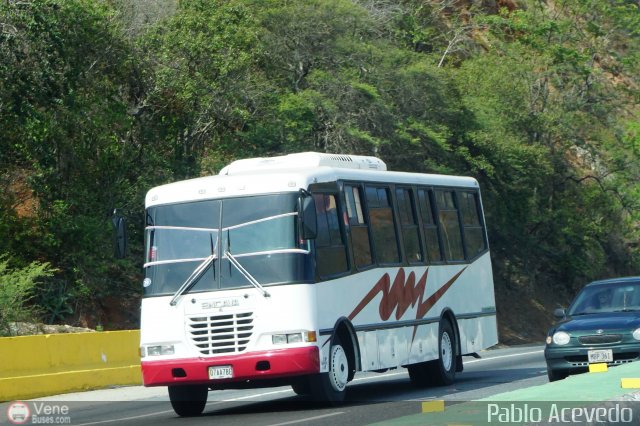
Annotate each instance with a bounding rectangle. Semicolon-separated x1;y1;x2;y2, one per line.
143;192;312;297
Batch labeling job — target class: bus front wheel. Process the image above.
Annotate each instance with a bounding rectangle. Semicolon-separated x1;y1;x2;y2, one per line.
310;336;349;404
291;377;312;395
168;384;208;417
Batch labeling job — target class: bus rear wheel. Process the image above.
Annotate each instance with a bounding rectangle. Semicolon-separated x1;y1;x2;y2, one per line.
408;320;457;387
310;336;349;404
428;319;457;385
168;384;208;417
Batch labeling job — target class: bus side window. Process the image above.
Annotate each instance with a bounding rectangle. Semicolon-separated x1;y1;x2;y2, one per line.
435;190;465;261
344;185;372;268
313;193;348;278
417;189;443;263
365;185;400;264
458;191;487;259
396;187;423;264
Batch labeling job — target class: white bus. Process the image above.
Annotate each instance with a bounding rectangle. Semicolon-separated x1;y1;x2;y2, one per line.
138;152;498;416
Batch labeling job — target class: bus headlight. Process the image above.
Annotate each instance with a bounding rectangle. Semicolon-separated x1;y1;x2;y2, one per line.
632;328;640;341
286;333;303;344
145;345;175;356
272;334;288;345
272;331;317;345
552;331;570;345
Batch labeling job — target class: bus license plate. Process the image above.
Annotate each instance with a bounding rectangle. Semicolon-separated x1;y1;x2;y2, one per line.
208;365;233;379
588;349;613;363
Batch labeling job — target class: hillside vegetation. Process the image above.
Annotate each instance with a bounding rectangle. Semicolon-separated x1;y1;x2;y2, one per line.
1;0;639;340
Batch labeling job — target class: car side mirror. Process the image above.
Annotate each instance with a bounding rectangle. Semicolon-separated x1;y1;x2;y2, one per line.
112;209;128;259
553;308;566;320
298;192;317;240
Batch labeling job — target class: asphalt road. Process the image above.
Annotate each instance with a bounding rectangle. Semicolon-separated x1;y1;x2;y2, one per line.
25;344;547;426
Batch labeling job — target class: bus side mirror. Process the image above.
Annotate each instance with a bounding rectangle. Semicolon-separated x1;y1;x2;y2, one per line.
112;209;128;259
299;194;317;240
553;308;566;320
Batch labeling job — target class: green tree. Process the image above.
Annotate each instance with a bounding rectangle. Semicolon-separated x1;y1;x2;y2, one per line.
0;0;144;326
138;0;263;176
0;0;638;334
0;255;54;336
455;0;640;290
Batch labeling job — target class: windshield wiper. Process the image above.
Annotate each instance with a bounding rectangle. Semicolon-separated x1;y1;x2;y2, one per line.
225;250;270;298
169;253;216;306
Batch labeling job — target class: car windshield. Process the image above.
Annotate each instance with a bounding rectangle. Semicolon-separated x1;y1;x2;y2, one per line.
567;281;640;315
143;193;312;297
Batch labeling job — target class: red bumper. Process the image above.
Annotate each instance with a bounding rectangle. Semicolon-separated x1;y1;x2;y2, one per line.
141;346;320;387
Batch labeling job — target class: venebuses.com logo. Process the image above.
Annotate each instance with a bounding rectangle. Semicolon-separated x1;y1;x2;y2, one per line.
6;401;71;425
6;401;30;425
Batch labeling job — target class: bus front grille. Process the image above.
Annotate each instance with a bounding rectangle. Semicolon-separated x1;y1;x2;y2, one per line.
187;312;254;355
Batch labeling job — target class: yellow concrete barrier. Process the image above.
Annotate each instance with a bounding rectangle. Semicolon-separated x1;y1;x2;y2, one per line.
0;330;141;401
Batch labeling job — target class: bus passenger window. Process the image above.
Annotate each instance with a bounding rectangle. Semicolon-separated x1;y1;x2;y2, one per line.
435;190;465;261
396;188;423;263
366;186;400;264
459;191;487;259
345;185;372;268
417;189;443;262
313;194;348;277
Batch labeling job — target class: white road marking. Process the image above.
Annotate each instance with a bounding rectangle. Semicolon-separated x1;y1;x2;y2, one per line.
465;349;544;364
70;348;545;425
266;412;344;426
353;372;406;382
73;409;176;426
223;388;293;401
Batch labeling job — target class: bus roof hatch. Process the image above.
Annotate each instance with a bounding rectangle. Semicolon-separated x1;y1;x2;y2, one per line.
219;152;387;175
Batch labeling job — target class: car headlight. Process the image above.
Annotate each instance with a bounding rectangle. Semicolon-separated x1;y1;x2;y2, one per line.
552;331;571;345
633;328;640;341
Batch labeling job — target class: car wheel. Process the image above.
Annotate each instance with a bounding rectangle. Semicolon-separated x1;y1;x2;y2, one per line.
310;336;349;404
168;384;208;417
547;368;568;382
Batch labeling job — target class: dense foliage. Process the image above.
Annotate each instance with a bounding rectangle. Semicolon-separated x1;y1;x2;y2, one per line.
1;0;639;334
0;255;53;335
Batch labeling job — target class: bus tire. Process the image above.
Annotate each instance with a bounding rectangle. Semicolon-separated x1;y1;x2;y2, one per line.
310;336;349;404
407;362;429;387
168;384;208;417
426;319;457;386
291;377;312;395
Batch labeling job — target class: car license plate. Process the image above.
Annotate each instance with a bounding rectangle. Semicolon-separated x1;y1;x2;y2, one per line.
208;365;233;379
588;349;613;363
